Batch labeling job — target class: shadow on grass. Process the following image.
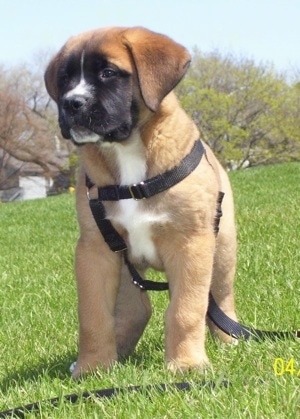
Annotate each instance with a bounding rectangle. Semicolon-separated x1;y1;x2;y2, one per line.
0;349;152;395
0;351;77;393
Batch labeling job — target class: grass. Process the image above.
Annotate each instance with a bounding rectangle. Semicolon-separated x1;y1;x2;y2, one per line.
0;162;299;418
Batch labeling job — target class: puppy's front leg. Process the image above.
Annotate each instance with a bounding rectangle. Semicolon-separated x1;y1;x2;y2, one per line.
115;264;152;358
72;233;121;378
164;233;215;372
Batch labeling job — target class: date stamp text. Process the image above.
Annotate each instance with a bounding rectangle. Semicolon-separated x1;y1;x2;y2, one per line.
273;358;300;376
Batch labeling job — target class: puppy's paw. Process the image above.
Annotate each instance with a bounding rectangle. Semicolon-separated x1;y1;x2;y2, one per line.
208;323;239;345
70;356;117;379
167;357;210;374
70;361;77;374
71;361;97;379
230;337;239;346
70;360;89;379
218;333;239;347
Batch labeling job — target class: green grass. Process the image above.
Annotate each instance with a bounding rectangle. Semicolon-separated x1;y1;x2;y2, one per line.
0;162;299;418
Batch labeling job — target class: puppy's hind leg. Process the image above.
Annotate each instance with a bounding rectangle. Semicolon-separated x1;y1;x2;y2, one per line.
115;264;152;359
207;188;238;343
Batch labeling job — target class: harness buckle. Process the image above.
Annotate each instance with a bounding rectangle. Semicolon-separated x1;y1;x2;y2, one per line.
129;182;146;200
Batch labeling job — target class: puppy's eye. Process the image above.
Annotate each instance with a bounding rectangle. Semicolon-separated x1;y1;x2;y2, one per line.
101;69;116;78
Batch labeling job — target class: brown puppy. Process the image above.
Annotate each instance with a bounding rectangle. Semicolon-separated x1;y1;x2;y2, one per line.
45;26;238;378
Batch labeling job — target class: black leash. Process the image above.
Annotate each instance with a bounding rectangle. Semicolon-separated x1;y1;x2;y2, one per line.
207;294;300;341
0;380;230;418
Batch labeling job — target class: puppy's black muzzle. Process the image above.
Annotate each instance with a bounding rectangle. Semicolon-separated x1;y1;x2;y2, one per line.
58;93;92;139
58;85;139;143
63;94;89;112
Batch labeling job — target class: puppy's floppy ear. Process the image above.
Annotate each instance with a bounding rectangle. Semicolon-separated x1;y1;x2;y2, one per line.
123;27;191;111
44;51;63;102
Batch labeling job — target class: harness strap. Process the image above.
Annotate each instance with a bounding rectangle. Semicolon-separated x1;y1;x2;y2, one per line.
88;139;205;292
95;140;205;201
86;140;299;341
89;199;127;252
124;251;169;291
88;197;169;291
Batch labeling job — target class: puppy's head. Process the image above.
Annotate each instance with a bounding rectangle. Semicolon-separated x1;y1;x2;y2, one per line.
45;27;190;145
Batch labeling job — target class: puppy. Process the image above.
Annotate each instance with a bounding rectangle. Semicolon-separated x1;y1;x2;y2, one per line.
45;26;238;378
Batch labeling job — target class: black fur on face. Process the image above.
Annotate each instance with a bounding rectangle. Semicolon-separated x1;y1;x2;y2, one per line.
56;52;139;144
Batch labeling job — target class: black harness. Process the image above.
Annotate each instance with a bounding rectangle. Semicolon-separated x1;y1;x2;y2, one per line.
86;139;299;341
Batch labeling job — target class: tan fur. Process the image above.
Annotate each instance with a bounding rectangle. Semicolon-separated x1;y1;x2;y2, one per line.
45;27;238;378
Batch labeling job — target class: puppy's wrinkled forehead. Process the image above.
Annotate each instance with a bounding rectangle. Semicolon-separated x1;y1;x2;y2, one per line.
62;27;134;73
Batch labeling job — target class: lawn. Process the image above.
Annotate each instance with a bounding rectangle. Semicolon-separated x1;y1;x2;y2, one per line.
0;162;299;418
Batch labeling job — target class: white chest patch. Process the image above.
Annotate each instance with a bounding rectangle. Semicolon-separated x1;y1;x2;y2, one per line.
105;134;168;263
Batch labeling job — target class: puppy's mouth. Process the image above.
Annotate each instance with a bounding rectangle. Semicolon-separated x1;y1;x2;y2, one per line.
69;123;133;145
70;126;103;146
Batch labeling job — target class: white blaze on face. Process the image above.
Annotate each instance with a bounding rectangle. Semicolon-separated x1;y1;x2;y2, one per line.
65;51;102;144
65;51;90;99
80;50;85;78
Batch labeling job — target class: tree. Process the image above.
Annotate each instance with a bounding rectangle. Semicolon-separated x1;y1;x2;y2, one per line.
177;50;300;168
0;63;72;190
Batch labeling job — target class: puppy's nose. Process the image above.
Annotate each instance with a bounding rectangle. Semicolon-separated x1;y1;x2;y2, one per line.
63;95;88;111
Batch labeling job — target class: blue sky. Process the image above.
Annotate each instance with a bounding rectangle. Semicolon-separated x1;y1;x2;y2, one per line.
1;0;299;72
